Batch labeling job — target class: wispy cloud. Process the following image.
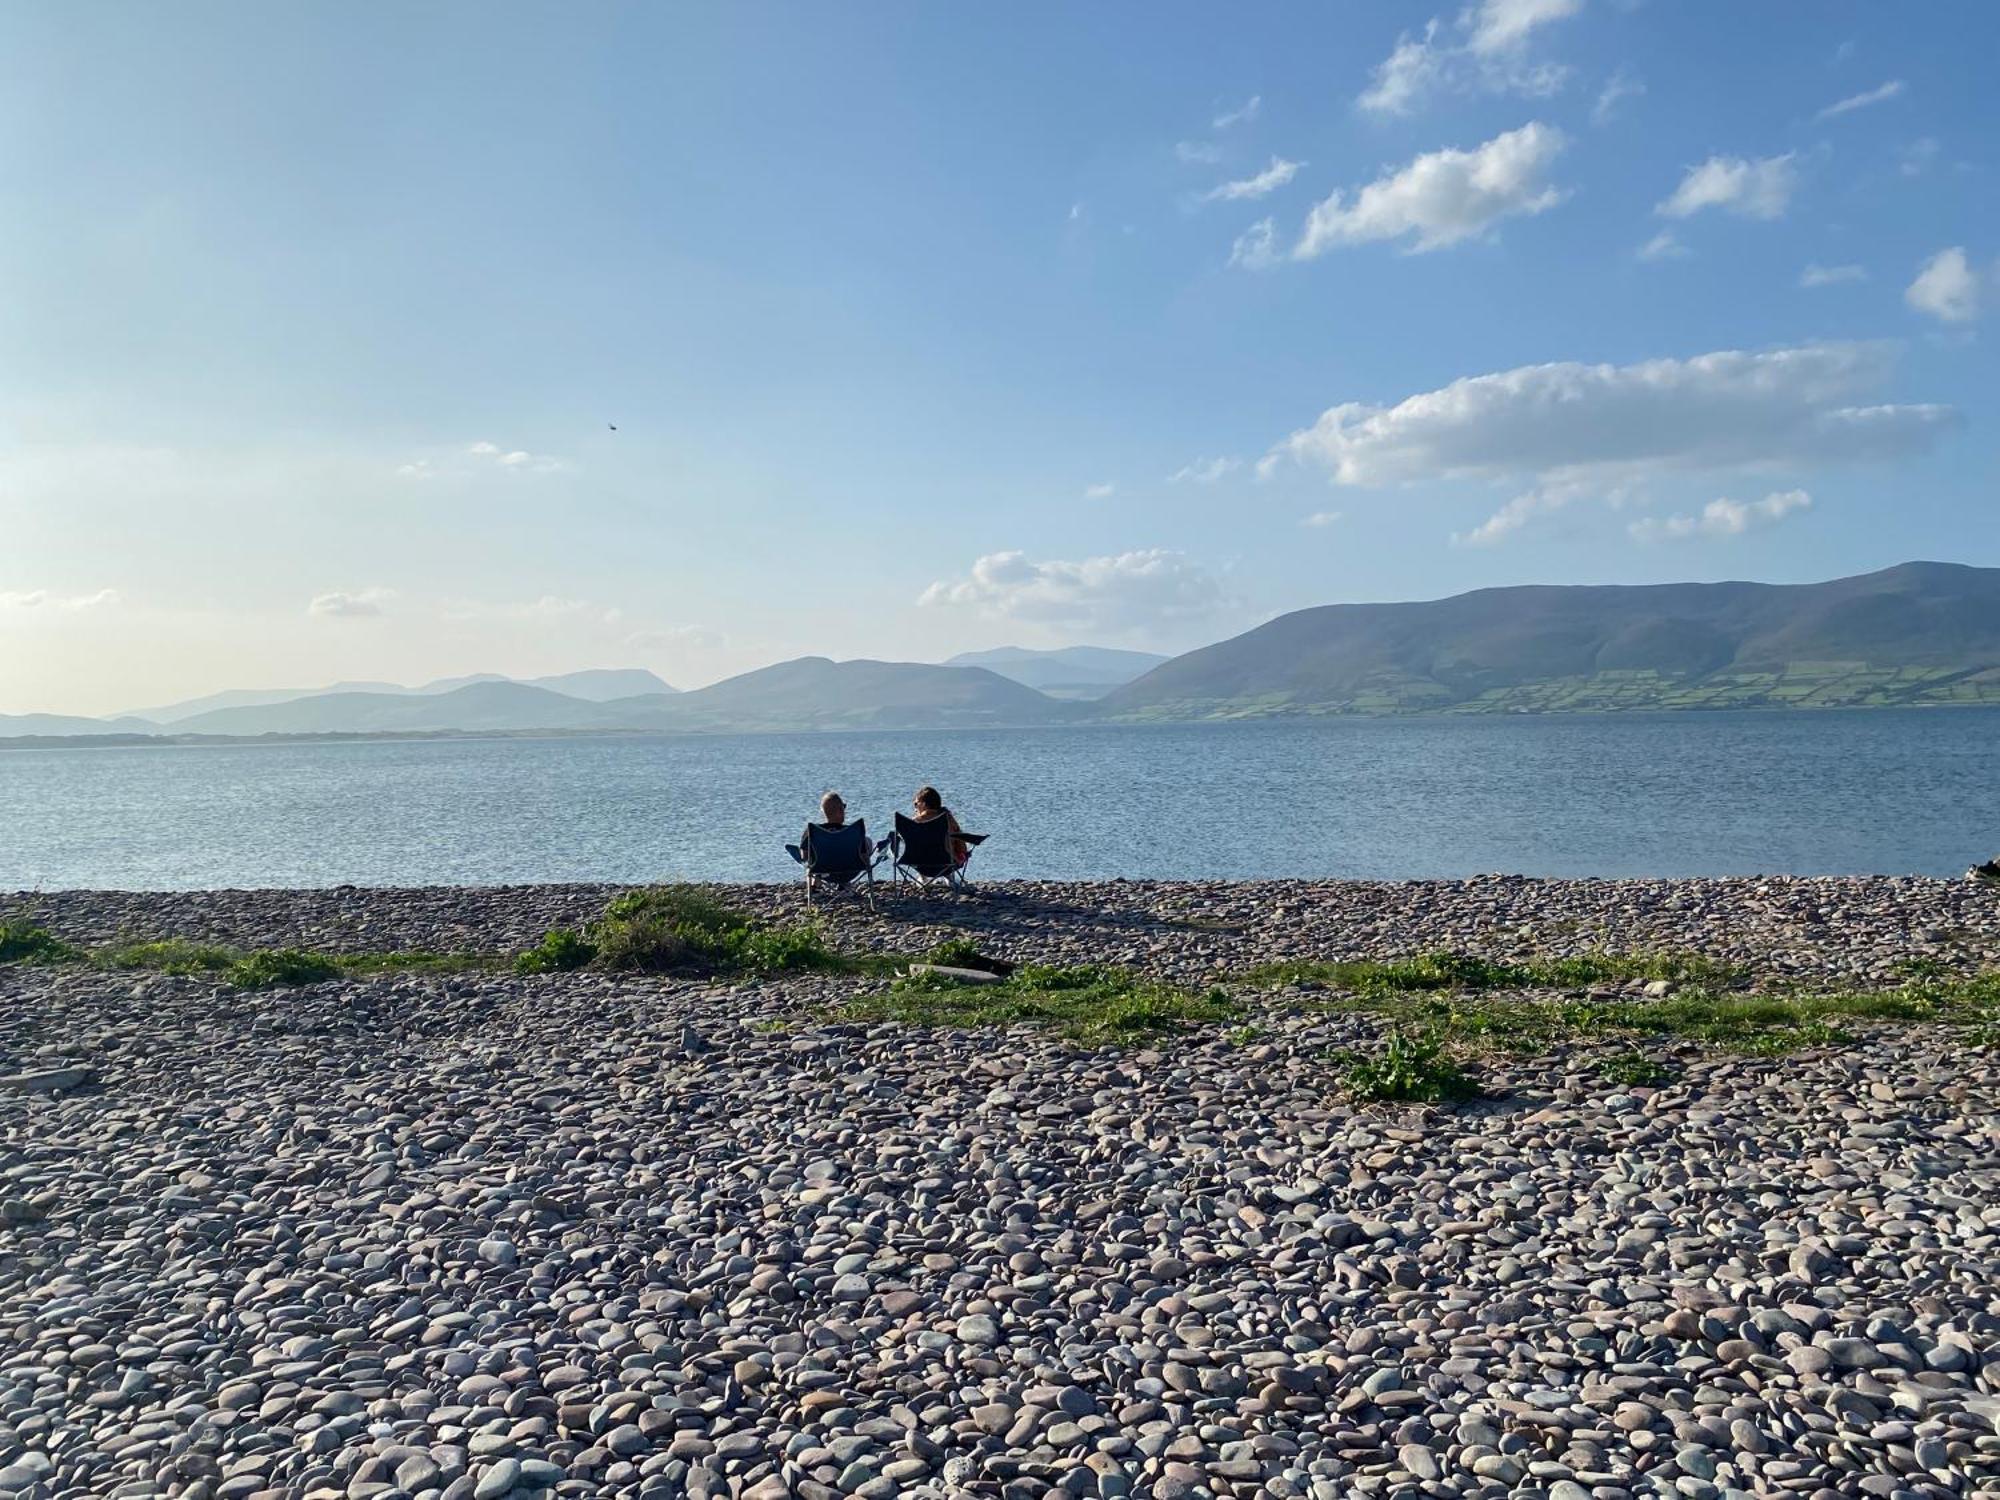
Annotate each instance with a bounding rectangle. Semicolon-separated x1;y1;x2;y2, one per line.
1203;157;1303;203
1167;457;1242;485
1592;68;1643;125
1900;137;1939;177
1175;140;1224;166
1657;153;1796;221
467;440;562;473
1212;95;1261;130
1357;1;1579;117
1465;0;1584;57
1800;262;1866;288
1084;481;1117;500
920;549;1229;634
1637;231;1689;262
0;588;121;611
1229;218;1279;270
307;588;394;619
1630;489;1812;542
1358;24;1445;116
1300;510;1343;528
1812;78;1905;122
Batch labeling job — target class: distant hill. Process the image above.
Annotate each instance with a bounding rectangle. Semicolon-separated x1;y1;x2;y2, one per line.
173;681;617;735
125;682;403;723
95;659;1067;737
603;657;1079;732
0;712;160;736
1103;561;2000;718
127;667;676;723
947;645;1167;700
522;668;677;700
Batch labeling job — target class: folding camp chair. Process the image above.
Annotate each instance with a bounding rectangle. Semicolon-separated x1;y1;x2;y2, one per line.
890;812;988;893
785;821;884;909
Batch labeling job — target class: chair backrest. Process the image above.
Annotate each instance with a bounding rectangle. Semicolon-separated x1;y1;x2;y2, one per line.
803;820;869;875
894;811;955;875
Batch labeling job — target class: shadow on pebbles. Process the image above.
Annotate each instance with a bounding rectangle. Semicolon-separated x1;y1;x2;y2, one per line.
0;879;1997;1500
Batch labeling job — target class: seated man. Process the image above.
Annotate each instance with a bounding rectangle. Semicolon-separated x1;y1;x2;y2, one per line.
804;791;873;861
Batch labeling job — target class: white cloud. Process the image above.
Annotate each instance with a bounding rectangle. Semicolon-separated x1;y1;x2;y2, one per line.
1899;138;1939;177
1300;510;1344;528
1592;68;1643;125
466;440;562;473
1356;5;1576;116
1084;482;1117;500
1213;95;1261;130
1657;154;1796;221
1229;218;1280;270
919;549;1227;633
1203;157;1303;203
1175;141;1224;166
1167;457;1241;485
0;588;120;611
1465;0;1584;56
1800;262;1866;288
1630;489;1812;542
1357;25;1445;116
1813;79;1905;122
1905;247;1982;323
1293;123;1566;257
1269;343;1956;542
1637;231;1689;262
307;588;394;619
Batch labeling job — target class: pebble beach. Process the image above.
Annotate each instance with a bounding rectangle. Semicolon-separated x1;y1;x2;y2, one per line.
3;877;1999;1500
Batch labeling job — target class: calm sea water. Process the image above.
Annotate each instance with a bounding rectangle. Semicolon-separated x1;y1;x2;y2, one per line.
1;710;1995;889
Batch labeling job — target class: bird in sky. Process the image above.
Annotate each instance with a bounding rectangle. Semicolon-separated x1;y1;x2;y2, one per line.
608;423;617;431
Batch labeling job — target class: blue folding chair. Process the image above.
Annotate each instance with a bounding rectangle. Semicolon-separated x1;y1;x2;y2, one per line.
786;821;885;909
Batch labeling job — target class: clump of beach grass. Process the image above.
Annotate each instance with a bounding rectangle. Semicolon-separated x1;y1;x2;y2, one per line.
0;916;82;965
1264;964;2000;1059
1243;949;1743;995
514;926;597;975
1333;1029;1479;1104
532;884;855;978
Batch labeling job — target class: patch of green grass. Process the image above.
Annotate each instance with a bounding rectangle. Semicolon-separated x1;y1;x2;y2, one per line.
0;917;82;965
844;962;1238;1045
591;885;850;975
1596;1051;1673;1087
226;948;343;990
1333;1029;1478;1104
1242;949;1741;995
515;927;597;975
1224;1023;1269;1047
1894;956;1951;980
96;938;238;974
1295;975;1999;1059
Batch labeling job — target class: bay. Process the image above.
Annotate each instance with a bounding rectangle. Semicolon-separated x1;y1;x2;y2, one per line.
1;708;1995;889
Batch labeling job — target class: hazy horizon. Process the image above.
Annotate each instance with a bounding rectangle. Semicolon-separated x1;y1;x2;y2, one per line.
6;3;1997;715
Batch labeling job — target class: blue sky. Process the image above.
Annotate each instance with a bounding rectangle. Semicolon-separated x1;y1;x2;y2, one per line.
2;1;1995;713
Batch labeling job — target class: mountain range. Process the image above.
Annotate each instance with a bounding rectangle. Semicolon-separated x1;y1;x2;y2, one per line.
1102;560;2000;718
5;563;1997;741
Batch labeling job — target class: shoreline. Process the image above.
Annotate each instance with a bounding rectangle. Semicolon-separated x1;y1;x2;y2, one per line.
4;878;1998;1499
6;697;2000;754
9;874;2000;982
